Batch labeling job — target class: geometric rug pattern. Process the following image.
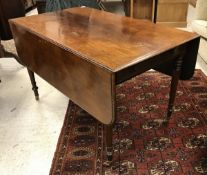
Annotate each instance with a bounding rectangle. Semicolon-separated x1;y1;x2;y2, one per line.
49;70;207;175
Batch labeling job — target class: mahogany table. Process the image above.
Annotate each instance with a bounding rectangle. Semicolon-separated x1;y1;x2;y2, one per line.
9;7;199;161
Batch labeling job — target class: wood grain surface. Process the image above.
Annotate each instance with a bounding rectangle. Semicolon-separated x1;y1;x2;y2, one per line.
10;22;115;124
10;7;198;72
9;7;199;125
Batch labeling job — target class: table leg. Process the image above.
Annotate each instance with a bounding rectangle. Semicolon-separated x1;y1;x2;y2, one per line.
105;124;113;162
165;56;183;125
27;68;39;100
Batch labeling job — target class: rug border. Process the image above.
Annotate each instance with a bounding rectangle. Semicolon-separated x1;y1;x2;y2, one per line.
196;69;207;82
49;100;72;175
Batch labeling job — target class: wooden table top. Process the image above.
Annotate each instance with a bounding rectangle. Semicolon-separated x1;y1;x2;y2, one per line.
10;7;198;72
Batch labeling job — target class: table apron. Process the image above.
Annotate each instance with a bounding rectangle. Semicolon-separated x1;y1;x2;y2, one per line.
116;46;182;84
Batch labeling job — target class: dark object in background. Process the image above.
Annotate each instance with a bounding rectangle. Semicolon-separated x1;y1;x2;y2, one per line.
36;0;128;16
45;0;103;12
0;0;25;40
22;0;36;12
123;0;130;16
36;0;46;13
0;0;39;100
36;0;105;14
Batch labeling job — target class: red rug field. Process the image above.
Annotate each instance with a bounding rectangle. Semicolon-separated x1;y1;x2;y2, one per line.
50;70;207;175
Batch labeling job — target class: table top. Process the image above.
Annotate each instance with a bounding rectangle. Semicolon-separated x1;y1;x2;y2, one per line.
10;7;198;72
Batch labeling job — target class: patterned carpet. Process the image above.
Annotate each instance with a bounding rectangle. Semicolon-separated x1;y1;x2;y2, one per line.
49;70;207;175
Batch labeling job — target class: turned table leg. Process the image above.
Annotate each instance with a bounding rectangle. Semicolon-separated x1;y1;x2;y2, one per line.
165;56;183;125
27;68;39;100
105;124;113;162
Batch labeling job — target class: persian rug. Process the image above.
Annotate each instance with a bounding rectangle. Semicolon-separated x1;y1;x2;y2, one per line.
49;70;207;175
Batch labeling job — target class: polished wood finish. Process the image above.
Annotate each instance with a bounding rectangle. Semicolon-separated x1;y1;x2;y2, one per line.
133;0;154;20
10;7;199;160
11;23;115;124
156;0;188;27
131;0;188;27
10;7;199;121
10;8;198;72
